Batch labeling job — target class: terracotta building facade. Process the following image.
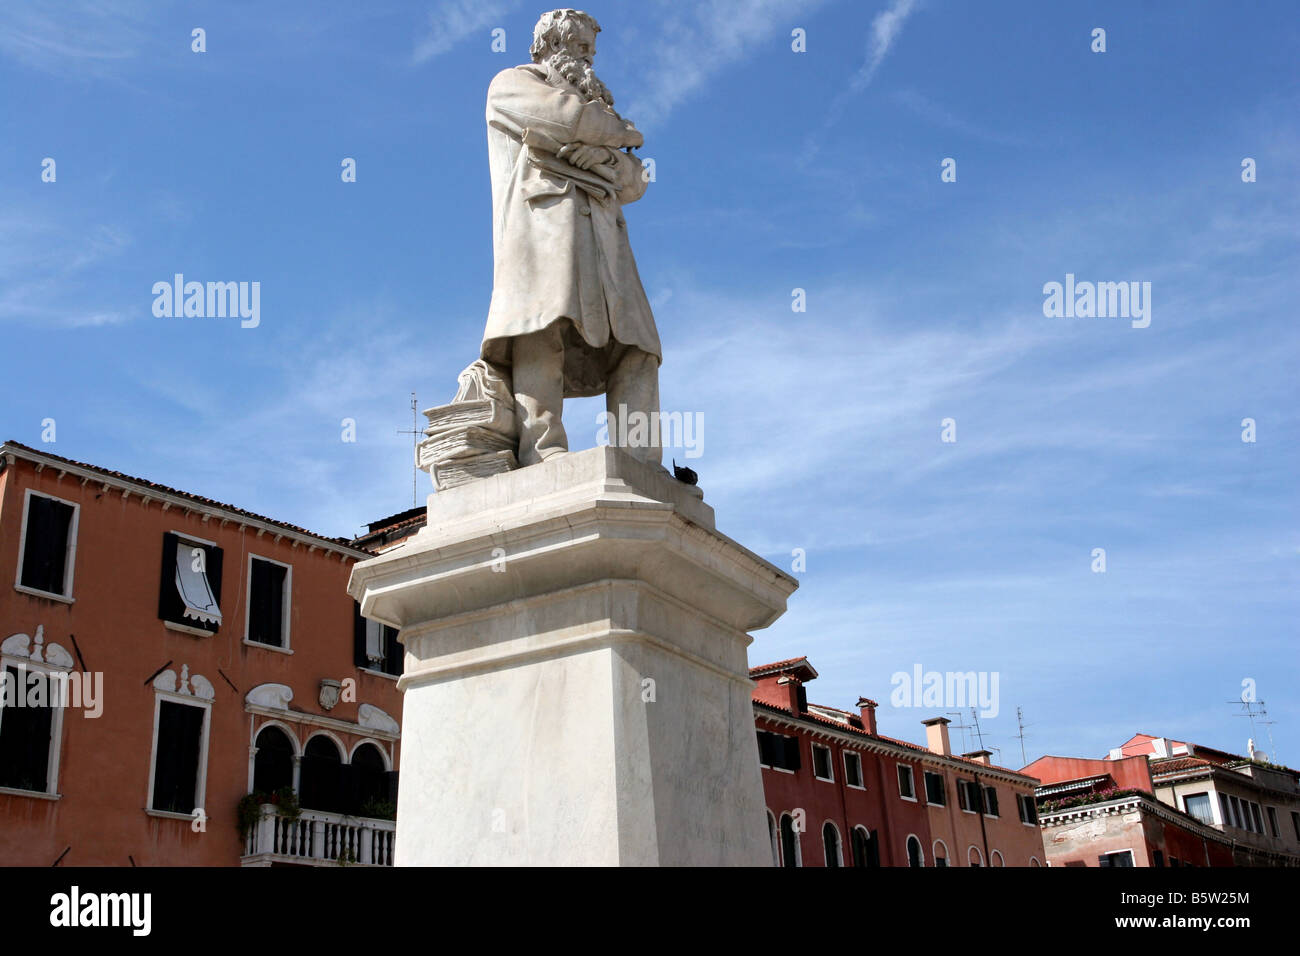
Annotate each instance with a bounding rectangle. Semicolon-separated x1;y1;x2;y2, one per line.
0;442;403;866
753;657;1045;867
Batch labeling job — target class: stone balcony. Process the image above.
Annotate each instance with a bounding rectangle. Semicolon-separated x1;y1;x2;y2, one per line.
242;805;395;866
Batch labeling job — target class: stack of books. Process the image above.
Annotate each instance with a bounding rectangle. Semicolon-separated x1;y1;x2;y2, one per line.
417;361;518;490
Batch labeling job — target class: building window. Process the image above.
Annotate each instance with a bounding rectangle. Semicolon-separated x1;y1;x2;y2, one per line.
16;491;78;600
933;840;949;867
982;785;999;817
1229;796;1245;830
159;533;223;634
957;778;978;811
1030;856;1042;867
851;827;879;867
843;751;863;788
149;699;209;814
767;812;780;866
352;742;394;817
0;664;62;793
812;744;833;781
299;735;346;813
1098;850;1135;867
1184;792;1214;825
779;813;801;867
757;730;801;772
1152;849;1165;867
1250;803;1264;834
1267;806;1279;838
252;724;295;794
353;603;402;677
990;850;1004;867
246;556;291;649
1291;811;1300;840
924;771;946;806
906;835;924;867
1170;856;1181;866
1018;792;1038;824
968;846;984;867
897;765;915;799
822;822;842;867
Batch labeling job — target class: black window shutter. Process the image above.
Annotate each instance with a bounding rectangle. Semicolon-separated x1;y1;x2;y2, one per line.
206;544;223;619
783;736;801;771
158;533;181;622
352;603;368;667
21;496;72;594
249;560;285;646
383;625;403;676
385;770;400;805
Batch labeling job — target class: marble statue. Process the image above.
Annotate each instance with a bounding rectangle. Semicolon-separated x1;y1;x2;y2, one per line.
419;9;663;490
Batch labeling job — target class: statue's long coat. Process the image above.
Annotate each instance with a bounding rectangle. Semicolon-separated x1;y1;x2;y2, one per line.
480;63;661;397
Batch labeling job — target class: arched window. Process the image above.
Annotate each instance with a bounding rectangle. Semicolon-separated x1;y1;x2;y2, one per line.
1030;856;1042;867
990;850;1005;868
906;835;924;867
299;735;345;813
968;845;984;867
351;742;389;816
779;813;802;867
766;811;780;867
851;826;879;868
252;724;295;794
932;839;949;867
822;822;842;867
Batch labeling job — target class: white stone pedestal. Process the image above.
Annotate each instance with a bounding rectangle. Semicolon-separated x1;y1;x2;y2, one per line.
347;446;797;865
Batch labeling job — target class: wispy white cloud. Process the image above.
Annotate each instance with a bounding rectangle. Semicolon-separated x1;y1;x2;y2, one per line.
0;1;146;76
413;0;519;64
622;0;832;129
805;0;919;160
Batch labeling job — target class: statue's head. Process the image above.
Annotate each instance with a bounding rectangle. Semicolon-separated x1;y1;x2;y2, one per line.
530;9;613;107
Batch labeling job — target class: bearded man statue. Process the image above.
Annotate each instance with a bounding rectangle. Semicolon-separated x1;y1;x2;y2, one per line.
479;8;662;468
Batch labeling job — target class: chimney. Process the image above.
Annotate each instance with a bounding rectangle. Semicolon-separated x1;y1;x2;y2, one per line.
922;717;952;756
777;675;804;713
963;749;993;766
857;697;878;736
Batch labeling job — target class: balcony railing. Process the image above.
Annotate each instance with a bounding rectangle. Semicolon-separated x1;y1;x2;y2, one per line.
242;805;395;866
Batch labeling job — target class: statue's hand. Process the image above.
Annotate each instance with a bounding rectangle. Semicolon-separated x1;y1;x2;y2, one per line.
558;143;610;170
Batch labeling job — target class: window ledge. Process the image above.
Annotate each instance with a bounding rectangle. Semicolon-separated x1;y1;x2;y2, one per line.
846;783;867;791
0;786;60;801
358;667;398;681
243;638;292;655
165;621;215;638
899;795;918;802
145;808;198;822
14;584;73;605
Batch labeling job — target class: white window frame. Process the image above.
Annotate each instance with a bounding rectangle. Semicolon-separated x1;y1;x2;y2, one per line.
932;839;949;866
905;833;925;867
165;531;222;637
0;648;69;798
243;553;293;654
811;743;834;782
766;810;780;867
968;845;985;867
1018;792;1039;826
990;849;1005;867
14;489;80;604
145;691;213;820
1098;848;1135;867
842;750;865;790
778;812;803;867
898;764;917;801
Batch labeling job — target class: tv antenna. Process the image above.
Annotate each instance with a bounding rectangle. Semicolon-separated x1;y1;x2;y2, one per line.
396;391;421;507
1228;697;1279;765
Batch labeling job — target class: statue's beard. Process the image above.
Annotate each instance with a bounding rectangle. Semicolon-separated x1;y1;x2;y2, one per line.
546;52;614;108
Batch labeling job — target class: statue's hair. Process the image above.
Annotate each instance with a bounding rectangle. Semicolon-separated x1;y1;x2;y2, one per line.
530;8;601;63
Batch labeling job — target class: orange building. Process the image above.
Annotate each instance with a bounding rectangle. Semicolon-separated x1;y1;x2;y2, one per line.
0;441;402;866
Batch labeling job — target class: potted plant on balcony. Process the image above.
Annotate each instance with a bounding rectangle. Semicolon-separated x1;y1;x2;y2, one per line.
237;786;303;842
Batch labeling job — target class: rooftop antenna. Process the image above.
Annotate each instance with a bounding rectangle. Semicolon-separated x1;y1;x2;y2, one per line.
970;707;987;752
946;711;974;754
1229;697;1279;765
397;391;421;508
1014;706;1030;766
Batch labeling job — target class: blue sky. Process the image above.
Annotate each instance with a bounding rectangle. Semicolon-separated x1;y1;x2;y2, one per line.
2;0;1296;768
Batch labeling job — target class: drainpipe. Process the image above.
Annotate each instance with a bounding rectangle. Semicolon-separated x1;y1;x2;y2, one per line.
973;770;991;866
